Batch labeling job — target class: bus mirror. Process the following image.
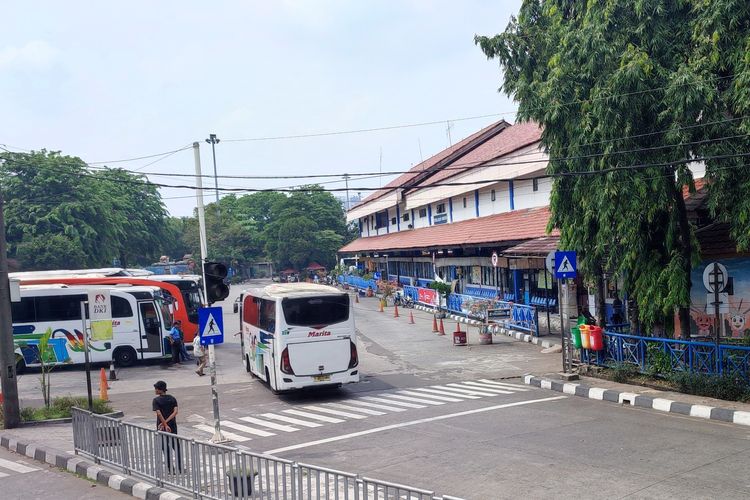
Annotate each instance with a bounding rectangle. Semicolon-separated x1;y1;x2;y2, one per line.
104;342;111;349
233;303;239;314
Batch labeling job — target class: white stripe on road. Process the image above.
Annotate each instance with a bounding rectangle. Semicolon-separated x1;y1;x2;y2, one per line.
478;379;529;390
453;382;514;395
260;413;322;428
446;383;510;396
194;425;251;442
410;387;480;399
431;385;500;397
380;394;445;405
360;396;426;409
304;405;368;419
0;458;37;474
265;395;567;455
238;416;299;432
283;409;345;423
324;403;386;416
221;420;275;437
397;390;463;403
0;471;8;478
345;400;406;412
466;380;529;392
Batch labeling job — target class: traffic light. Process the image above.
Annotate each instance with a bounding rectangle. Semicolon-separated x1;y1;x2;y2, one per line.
203;261;229;304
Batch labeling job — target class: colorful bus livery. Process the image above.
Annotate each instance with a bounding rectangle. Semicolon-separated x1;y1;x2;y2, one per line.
12;285;173;371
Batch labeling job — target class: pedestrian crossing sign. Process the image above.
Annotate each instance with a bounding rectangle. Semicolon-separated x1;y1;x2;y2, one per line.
198;307;224;345
554;251;577;279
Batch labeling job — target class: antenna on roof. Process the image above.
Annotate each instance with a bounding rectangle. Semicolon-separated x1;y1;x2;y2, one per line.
417;138;424;163
379;147;383;188
446;120;453;146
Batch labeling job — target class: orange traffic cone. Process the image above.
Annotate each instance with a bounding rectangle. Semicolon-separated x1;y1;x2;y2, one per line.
409;311;415;324
355;293;359;304
99;367;109;402
438;318;446;336
378;300;384;313
393;304;399;318
432;316;439;332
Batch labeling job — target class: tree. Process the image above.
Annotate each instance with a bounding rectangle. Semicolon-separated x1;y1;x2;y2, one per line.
474;1;750;332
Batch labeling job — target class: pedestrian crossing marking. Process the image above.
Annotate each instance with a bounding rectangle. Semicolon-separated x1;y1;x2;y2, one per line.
0;472;8;478
283;409;345;423
453;383;514;395
397;390;463;403
344;399;407;412
411;387;480;399
325;402;386;416
466;380;528;392
260;413;322;428
381;394;445;406
431;385;499;397
304;405;368;420
360;396;425;409
445;383;510;396
477;379;529;390
238;416;299;432
221;420;275;437
0;458;38;474
194;424;251;442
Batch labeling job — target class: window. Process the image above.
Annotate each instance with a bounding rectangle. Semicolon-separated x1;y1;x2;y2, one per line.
11;298;35;323
111;296;133;318
391;217;397;225
402;213;410;222
243;296;259;326
35;295;87;322
436;203;446;214
463;197;467;208
491;190;496;202
419;208;427;218
259;298;276;332
533;178;539;192
375;211;388;229
283;295;349;327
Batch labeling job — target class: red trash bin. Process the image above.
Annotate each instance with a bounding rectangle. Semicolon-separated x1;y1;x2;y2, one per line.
589;326;604;351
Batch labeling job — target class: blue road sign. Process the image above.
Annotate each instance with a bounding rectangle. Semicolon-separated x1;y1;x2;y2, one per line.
198;306;224;345
554;251;577;279
373;272;381;280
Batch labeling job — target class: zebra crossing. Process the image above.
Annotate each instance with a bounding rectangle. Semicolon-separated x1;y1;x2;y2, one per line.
0;457;39;479
193;379;530;442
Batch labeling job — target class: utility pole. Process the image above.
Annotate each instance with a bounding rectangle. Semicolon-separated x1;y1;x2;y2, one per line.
205;134;221;216
193;142;226;443
343;174;351;211
0;192;21;428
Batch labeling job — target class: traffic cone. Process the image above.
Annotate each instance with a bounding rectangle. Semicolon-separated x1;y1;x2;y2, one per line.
432;316;439;332
379;300;384;313
99;368;109;402
393;304;399;318
108;361;117;381
409;311;415;324
438;318;446;336
355;293;359;304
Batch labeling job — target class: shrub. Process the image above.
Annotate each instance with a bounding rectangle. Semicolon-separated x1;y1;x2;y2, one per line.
609;362;639;383
668;372;750;402
646;342;674;377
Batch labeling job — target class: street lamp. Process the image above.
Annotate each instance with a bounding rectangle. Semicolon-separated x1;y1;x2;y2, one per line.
205;134;220;210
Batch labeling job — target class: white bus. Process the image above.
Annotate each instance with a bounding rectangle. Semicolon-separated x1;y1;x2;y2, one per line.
12;284;173;372
238;283;359;392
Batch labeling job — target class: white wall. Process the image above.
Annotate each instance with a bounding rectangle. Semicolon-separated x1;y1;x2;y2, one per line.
450;194;474;222
478;183;511;216
513;177;552;210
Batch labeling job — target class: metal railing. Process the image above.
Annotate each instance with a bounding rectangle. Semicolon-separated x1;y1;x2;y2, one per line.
580;331;750;381
72;408;461;500
340;275;378;291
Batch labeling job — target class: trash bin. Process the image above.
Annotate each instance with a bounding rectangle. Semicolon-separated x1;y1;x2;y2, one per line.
589;326;604;351
571;326;582;349
579;324;591;349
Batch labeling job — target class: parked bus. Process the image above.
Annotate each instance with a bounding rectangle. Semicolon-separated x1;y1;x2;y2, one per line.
146;274;204;325
238;283;359;392
18;277;198;342
12;284;172;372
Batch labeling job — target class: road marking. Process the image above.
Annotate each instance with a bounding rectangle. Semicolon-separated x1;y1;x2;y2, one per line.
221;420;275;437
260;413;322;428
397;390;463;403
411;387;480;399
265;395;567;455
360;396;425;409
324;403;386;416
431;385;499;397
453;383;514;395
283;409;345;423
194;424;251;442
381;394;445;405
238;416;299;432
477;379;529;390
466;380;528;392
345;400;406;412
304;405;368;419
0;458;37;474
446;383;510;396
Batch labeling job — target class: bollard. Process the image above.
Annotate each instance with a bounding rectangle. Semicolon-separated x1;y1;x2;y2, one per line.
453;322;467;346
108;361;117;381
432;316;439;332
393;304;399;318
409;311;415;324
355;294;359;304
99;368;109;401
378;300;384;313
438;318;446;336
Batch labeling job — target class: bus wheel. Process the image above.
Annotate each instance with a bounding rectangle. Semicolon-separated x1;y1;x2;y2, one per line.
113;347;137;367
15;355;26;375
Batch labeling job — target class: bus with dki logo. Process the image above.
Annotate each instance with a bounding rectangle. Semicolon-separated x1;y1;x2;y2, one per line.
236;283;359;392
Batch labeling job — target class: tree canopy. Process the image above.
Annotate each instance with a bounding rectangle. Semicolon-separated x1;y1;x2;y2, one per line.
476;0;750;331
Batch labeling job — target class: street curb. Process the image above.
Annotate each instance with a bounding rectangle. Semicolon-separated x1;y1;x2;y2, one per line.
0;434;189;500
413;304;561;348
523;374;750;427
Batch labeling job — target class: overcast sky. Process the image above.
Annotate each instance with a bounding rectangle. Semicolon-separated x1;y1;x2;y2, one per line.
1;1;520;216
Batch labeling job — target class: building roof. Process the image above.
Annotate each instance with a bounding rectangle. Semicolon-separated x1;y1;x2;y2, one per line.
305;262;326;270
339;206;555;254
502;235;560;257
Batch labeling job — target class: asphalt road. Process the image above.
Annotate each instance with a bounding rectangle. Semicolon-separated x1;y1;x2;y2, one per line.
14;280;750;498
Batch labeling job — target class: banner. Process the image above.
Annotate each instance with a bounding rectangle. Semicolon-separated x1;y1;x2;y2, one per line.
88;290;113;341
418;287;437;306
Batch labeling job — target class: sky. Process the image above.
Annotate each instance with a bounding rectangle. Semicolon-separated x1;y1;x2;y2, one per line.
0;1;521;217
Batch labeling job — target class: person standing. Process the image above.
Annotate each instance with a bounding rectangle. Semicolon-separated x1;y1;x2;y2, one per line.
152;380;181;473
192;332;207;376
168;320;183;364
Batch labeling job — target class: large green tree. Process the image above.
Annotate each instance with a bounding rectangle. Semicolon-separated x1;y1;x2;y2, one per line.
476;1;750;332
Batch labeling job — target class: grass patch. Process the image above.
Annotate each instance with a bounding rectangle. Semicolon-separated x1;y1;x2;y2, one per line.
2;396;113;425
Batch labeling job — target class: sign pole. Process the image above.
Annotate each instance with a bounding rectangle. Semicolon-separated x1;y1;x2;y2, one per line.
81;301;93;412
713;263;721;356
544;269;551;336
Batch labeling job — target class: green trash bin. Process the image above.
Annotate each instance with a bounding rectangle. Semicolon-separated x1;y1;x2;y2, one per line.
571;326;582;349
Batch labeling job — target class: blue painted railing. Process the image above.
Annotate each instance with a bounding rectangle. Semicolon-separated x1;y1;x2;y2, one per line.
339;275;377;291
582;332;750;382
446;292;539;336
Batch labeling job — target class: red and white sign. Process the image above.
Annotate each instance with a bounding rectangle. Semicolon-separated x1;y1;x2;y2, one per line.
418;288;438;306
491;252;498;268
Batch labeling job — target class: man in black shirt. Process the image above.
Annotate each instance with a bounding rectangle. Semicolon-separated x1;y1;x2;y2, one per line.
152;380;181;472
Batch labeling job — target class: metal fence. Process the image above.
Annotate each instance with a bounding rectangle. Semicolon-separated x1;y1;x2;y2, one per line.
72;408;462;500
580;331;750;381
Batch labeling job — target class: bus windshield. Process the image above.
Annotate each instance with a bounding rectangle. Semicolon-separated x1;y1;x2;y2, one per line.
282;295;349;327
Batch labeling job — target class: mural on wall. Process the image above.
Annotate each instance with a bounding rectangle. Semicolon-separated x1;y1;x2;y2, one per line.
687;257;750;339
13;325;109;365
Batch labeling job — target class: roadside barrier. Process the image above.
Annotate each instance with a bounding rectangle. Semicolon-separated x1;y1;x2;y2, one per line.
71;408;461;500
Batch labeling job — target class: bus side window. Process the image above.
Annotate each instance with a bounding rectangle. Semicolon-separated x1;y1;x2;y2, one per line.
259;299;276;332
11;298;36;323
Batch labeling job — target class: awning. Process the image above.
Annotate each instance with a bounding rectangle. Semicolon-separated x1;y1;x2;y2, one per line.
502;236;560;257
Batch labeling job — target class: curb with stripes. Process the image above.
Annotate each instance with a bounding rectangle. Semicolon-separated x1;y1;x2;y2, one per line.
523;374;750;427
0;435;188;500
412;304;561;349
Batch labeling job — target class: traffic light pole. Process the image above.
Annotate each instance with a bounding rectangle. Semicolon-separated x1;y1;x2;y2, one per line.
192;142;227;444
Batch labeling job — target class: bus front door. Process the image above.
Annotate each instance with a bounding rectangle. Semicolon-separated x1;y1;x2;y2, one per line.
139;302;163;353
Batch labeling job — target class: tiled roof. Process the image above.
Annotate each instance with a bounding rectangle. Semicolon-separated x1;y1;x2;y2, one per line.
339;207;555;254
502;235;560;256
